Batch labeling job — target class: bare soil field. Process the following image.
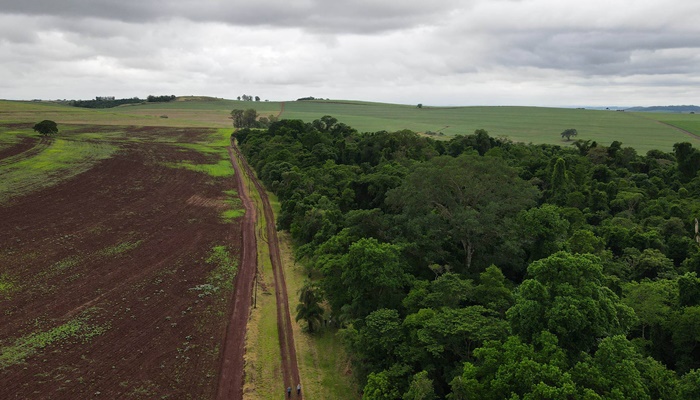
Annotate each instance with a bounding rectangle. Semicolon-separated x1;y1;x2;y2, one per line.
0;126;241;399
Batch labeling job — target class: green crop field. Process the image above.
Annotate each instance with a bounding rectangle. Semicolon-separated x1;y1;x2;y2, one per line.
3;97;700;155
277;100;700;153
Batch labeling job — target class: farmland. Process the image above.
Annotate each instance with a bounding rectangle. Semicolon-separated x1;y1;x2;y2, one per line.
0;110;241;398
2;97;700;398
104;98;700;153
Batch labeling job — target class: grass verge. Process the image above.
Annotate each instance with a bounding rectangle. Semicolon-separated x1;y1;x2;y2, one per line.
279;230;361;399
237;148;360;398
240;151;283;399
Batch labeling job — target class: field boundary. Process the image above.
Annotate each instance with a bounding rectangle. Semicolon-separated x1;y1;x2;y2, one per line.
232;139;302;396
215;145;258;400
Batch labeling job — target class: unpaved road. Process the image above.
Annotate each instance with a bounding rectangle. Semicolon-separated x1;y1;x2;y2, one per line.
216;140;301;399
216;145;258;400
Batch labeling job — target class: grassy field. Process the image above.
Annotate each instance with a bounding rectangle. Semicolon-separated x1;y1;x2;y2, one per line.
6;99;699;153
279;100;700;153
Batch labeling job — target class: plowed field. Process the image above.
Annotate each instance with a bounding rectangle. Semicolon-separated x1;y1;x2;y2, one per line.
0;125;242;399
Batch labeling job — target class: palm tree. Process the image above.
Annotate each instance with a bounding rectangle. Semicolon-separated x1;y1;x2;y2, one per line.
296;281;324;333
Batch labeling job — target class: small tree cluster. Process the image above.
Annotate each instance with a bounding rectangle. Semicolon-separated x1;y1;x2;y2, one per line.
230;108;278;129
237;94;260;102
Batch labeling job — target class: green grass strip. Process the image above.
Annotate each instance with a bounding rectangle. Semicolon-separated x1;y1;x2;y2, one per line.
0;308;109;369
0;138;116;201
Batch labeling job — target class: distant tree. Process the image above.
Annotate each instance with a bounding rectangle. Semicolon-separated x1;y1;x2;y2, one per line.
231;109;244;128
561;128;578;141
237;96;241;101
255;95;260;102
243;108;258;128
417;103;423;109
33;120;58;136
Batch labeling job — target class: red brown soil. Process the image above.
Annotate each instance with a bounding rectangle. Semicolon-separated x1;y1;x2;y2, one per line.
0;128;241;399
0;137;41;161
215;141;301;399
215;146;257;400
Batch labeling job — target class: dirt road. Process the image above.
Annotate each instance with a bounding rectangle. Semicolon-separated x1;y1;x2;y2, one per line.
217;140;301;399
216;146;258;400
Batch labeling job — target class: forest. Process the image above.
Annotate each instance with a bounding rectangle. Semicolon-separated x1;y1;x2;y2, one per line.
235;116;700;399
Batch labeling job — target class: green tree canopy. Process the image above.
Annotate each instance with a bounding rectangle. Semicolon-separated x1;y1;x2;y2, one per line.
386;154;538;273
32;120;58;136
561;128;578;141
507;252;636;355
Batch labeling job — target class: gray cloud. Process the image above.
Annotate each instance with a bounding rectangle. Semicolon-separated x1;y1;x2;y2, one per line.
1;0;699;106
0;0;467;34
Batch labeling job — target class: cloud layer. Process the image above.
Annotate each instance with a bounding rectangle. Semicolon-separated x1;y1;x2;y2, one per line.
1;0;698;106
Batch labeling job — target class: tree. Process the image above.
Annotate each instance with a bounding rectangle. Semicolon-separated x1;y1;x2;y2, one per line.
417;104;423;109
323;238;411;320
295;281;324;333
386;155;538;273
230;109;244;128
33;120;58;136
517;204;570;262
404;371;437;400
449;332;576;400
507;252;636;355
561;128;578;141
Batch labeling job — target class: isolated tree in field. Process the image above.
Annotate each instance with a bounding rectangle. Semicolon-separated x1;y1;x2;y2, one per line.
561;128;578;141
417;103;423;109
33;120;58;136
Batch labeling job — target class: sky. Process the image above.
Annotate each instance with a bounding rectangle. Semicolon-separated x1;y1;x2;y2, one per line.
0;0;698;107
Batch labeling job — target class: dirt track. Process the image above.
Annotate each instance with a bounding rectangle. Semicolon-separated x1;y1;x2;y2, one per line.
217;140;301;399
215;146;258;400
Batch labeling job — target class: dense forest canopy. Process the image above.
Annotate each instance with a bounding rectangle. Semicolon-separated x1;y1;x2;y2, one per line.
235;117;700;399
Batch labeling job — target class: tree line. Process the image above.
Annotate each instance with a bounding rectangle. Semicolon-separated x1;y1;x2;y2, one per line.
230;108;278;129
69;95;176;108
235;118;700;399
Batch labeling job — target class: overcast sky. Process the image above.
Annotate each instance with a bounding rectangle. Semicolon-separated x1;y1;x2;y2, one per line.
1;0;698;106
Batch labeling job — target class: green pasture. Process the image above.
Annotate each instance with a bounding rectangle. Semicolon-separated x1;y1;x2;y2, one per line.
4;98;699;153
278;100;700;153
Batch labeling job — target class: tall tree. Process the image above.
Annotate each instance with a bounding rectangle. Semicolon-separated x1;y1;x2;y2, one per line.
386;155;538;273
507;252;636;355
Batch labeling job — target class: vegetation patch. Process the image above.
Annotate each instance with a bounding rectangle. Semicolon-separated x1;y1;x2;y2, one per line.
221;189;244;222
166;159;233;177
0;138;117;201
0;273;18;299
0;308;109;369
98;240;143;257
204;245;238;296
